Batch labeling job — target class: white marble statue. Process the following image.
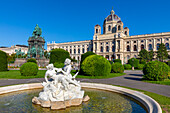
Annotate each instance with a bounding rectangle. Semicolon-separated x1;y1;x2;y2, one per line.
37;58;84;102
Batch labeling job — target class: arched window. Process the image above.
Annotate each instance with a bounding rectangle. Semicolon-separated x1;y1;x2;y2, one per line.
106;46;109;52
134;45;137;51
78;49;80;54
141;44;144;50
96;29;98;33
118;25;121;30
157;43;160;50
127;55;130;60
165;43;169;50
87;48;89;52
112;27;116;33
127;45;130;51
100;46;103;52
70;49;72;54
108;25;111;31
82;48;85;53
74;49;76;54
134;55;137;58
112;46;115;52
111;55;115;61
148;44;152;50
125;31;127;35
105;55;109;60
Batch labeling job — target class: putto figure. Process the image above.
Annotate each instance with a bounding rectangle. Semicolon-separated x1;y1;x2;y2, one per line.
32;58;89;110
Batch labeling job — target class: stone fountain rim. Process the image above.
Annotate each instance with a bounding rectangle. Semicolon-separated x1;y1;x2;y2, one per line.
0;82;162;113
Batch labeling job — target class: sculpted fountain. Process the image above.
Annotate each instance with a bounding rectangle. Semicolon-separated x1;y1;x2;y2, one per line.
32;58;90;110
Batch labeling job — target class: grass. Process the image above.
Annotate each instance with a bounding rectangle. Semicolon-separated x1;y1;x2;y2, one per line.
142;79;170;86
0;70;125;79
0;70;46;79
115;85;170;113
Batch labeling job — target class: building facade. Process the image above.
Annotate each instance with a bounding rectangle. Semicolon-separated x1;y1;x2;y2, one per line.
0;45;28;55
47;9;170;64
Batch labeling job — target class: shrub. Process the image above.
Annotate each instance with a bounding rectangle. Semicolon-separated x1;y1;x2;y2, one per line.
27;58;37;64
138;64;144;70
50;48;71;64
81;55;111;76
143;61;169;81
128;58;139;68
0;50;8;71
80;51;96;73
166;60;170;67
140;60;146;65
109;61;113;64
124;64;132;70
20;62;38;76
54;62;64;68
113;59;121;64
112;63;124;73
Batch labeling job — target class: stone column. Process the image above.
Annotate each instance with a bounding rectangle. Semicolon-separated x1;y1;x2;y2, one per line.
138;40;140;52
109;41;112;52
130;40;133;52
103;41;106;53
145;39;148;50
153;38;156;51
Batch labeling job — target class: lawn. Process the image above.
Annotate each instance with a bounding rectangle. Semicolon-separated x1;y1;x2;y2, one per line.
0;70;46;79
142;79;170;86
0;70;125;79
116;85;170;113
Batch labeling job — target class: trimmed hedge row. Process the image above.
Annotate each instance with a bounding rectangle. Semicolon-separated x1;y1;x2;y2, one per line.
112;63;124;73
27;58;37;64
54;62;64;68
0;50;8;71
124;64;132;69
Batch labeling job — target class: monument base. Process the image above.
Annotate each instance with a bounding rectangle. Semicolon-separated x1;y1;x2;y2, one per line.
14;58;49;67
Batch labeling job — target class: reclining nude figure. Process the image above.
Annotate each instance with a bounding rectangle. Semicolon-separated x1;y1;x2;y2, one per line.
44;58;80;91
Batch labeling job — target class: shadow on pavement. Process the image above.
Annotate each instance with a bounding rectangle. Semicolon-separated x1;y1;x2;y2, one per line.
124;77;142;81
129;74;143;76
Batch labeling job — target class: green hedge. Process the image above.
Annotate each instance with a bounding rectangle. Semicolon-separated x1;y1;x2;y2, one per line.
138;64;144;70
113;59;121;64
49;48;71;64
124;64;132;69
80;51;96;74
27;58;37;64
128;58;139;68
112;63;124;73
20;62;38;76
0;50;8;71
140;60;146;65
54;62;64;68
143;61;169;81
81;55;111;76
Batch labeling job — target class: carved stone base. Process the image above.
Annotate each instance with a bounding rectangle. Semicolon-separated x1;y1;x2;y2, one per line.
32;95;90;110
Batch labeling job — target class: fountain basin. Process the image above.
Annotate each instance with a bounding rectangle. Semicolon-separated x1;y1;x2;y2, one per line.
0;82;162;113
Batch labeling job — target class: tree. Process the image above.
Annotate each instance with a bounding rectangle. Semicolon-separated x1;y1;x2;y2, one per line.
157;43;168;62
138;49;149;62
148;49;154;61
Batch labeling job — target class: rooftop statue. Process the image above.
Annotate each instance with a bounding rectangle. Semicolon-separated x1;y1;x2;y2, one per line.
32;24;42;37
32;58;90;109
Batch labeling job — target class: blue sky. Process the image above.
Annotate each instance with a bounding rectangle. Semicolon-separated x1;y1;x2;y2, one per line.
0;0;170;49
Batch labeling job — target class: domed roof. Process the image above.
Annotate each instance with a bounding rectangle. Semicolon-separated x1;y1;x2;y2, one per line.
105;9;120;22
95;24;100;27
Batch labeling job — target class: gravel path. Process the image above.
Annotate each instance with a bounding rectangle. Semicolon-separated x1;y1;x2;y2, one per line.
0;70;170;97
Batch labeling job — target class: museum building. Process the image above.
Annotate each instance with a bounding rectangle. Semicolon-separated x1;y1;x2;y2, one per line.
47;9;170;64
